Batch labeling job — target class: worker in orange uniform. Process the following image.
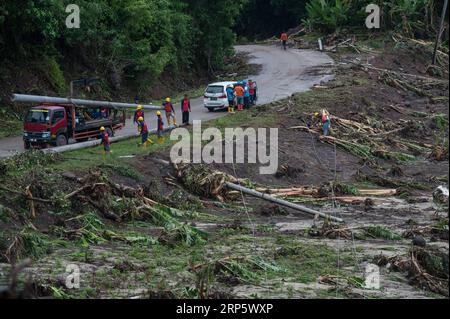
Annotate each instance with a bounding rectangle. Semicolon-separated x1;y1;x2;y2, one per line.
163;97;177;127
99;126;110;154
234;82;245;111
134;105;145;125
280;32;288;50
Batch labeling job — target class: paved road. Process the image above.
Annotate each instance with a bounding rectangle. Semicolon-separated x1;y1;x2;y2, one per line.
0;45;333;158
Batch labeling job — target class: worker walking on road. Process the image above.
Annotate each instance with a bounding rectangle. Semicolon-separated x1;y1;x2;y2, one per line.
134;105;145;125
181;94;191;125
99;127;111;154
321;109;331;136
226;84;235;113
163;97;177;127
156;111;165;144
234;82;245;111
137;117;153;148
281;32;288;50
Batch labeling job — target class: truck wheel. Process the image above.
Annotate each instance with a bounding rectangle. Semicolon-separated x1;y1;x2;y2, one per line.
207;108;214;112
106;127;114;137
56;134;68;147
24;141;31;150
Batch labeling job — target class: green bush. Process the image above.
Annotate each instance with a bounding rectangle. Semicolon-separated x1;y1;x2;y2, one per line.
302;0;439;36
38;56;67;93
303;0;352;32
0;0;245;92
385;0;435;37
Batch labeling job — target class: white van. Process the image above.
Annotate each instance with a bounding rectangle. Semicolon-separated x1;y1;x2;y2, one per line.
203;81;236;112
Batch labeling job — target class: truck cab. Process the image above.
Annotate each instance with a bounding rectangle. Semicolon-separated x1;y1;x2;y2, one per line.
23;106;68;149
23;104;125;149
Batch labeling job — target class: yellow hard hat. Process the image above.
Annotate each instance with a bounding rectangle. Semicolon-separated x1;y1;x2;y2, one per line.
137;105;143;110
156;111;161;116
165;97;171;102
100;126;105;131
138;116;144;122
313;112;319;117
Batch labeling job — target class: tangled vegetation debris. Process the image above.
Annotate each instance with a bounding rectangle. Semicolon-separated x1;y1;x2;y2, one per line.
291;113;438;164
174;162;242;201
375;246;449;297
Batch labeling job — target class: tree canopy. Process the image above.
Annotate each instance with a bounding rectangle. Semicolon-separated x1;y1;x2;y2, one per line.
0;0;245;90
0;0;445;93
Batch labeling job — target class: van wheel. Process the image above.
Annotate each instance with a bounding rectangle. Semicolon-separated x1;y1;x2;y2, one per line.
56;134;68;147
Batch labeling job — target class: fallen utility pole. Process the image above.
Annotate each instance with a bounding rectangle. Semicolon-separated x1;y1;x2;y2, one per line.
225;182;344;223
154;159;345;223
11;94;163;111
432;0;448;65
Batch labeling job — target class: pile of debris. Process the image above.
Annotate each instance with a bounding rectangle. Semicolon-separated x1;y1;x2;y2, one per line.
375;246;449;297
0;168;207;263
255;182;397;205
290;114;436;163
392;33;449;76
173;163;242;201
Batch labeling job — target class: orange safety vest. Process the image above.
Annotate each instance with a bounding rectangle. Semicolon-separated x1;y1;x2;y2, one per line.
234;86;244;97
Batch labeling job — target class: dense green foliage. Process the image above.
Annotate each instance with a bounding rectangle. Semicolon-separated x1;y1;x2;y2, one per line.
303;0;442;37
0;0;245;90
235;0;445;39
0;0;445;96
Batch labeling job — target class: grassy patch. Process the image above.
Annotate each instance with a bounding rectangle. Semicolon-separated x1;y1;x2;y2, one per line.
204;108;278;133
9;227;67;261
99;163;142;180
51;135;174;173
274;242;355;284
364;226;402;241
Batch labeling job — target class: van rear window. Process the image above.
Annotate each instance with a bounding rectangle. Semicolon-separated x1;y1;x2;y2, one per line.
206;86;224;94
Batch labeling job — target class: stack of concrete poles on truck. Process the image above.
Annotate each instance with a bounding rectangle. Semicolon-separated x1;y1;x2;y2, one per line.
11;94;163;150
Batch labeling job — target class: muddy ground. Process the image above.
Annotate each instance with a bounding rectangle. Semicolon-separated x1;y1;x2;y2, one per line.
0;35;448;299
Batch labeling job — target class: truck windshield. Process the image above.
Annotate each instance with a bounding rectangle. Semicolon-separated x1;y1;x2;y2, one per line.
25;110;50;124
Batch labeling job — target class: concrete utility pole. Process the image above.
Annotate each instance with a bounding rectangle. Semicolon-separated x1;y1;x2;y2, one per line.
11;94;162;111
432;0;449;65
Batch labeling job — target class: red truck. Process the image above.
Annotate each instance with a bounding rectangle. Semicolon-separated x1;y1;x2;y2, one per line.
23;104;125;149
